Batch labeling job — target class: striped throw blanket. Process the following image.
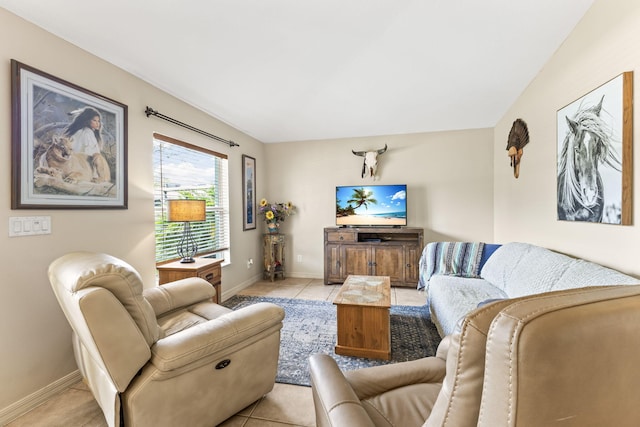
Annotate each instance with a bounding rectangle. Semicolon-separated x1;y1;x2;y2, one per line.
417;242;485;291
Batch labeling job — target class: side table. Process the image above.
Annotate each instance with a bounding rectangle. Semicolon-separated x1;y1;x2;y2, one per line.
263;234;285;281
157;257;223;303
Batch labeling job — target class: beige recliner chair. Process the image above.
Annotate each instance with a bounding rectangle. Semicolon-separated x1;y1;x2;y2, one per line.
309;284;640;427
49;251;285;427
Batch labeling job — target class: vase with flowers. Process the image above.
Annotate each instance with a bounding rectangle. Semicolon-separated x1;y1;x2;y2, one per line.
259;199;296;233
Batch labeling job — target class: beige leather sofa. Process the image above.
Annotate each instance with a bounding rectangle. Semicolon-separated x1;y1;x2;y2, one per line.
49;251;285;427
309;285;640;427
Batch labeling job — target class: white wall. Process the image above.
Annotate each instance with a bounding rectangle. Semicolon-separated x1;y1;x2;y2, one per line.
0;9;266;412
264;129;495;278
493;0;640;277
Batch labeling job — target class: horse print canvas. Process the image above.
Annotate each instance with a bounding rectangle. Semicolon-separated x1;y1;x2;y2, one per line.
557;72;633;225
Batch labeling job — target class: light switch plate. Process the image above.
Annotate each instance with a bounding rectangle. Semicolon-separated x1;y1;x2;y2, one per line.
9;216;52;237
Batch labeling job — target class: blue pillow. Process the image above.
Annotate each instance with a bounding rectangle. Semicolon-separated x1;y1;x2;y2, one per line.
478;244;501;272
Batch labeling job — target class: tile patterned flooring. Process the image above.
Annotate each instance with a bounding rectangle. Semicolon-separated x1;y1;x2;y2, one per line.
6;278;425;427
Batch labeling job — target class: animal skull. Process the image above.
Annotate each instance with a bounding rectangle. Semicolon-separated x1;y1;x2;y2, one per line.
352;144;387;179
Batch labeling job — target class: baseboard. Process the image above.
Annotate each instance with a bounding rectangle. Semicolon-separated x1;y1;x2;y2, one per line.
221;272;323;301
221;273;262;301
0;370;82;425
283;271;321;279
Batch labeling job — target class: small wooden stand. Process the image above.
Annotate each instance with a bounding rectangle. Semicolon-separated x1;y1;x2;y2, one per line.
263;234;286;281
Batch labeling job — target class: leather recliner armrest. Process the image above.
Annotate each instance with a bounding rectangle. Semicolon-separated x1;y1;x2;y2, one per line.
344;355;446;401
150;302;284;371
436;335;451;359
309;354;376;427
144;278;215;316
339;336;449;401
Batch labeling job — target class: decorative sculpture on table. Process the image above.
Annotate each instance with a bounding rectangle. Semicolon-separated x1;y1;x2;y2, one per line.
352;144;387;179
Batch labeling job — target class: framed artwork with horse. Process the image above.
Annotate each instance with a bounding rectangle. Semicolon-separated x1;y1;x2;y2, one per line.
11;60;128;209
557;72;633;225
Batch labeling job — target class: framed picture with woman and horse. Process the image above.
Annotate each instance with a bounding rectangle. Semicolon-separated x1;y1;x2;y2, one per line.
557;71;632;225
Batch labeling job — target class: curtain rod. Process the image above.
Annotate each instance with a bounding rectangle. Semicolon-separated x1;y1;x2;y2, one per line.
145;106;239;147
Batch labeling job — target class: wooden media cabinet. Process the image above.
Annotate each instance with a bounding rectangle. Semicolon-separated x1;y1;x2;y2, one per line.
324;227;424;288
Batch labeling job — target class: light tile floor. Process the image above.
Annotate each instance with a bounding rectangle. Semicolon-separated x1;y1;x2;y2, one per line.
6;278;426;427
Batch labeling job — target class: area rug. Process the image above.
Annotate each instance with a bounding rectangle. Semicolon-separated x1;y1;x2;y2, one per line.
222;295;442;387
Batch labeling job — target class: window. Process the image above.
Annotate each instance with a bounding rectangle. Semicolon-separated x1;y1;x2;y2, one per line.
153;133;230;264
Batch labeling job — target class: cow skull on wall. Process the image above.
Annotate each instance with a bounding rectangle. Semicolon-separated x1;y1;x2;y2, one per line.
352;144;388;179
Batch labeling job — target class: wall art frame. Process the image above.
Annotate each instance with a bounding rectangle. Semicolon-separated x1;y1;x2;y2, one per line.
557;71;633;225
11;60;128;209
242;154;257;230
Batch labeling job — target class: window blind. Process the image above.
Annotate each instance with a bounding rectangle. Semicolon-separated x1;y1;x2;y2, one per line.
153;134;230;263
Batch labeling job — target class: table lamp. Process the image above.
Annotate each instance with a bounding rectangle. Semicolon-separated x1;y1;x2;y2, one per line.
167;199;206;263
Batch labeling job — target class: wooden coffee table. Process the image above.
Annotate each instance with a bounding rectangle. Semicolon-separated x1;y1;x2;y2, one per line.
333;275;391;360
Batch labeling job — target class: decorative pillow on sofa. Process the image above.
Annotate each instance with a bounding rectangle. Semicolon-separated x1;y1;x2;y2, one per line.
418;241;487;290
478;243;502;271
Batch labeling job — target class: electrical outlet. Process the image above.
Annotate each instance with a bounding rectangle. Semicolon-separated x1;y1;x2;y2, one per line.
296;255;303;263
247;258;254;269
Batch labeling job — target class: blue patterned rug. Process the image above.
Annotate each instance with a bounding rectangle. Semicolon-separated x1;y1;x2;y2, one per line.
222;295;442;387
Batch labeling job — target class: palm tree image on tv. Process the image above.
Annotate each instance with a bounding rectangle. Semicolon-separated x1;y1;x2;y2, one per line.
336;185;407;226
337;188;378;216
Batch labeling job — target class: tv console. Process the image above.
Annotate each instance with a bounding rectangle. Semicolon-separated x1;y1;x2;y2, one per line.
339;225;402;229
324;227;424;288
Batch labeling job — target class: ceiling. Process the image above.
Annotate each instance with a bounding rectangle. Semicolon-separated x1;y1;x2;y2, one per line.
1;0;596;143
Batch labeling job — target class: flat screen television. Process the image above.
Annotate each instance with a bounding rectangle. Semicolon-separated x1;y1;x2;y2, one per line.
336;184;407;227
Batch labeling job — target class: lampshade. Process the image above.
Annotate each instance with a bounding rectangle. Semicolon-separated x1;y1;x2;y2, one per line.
167;199;206;222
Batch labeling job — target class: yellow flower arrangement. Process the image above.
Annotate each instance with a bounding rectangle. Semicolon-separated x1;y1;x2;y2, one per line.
259;198;296;224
